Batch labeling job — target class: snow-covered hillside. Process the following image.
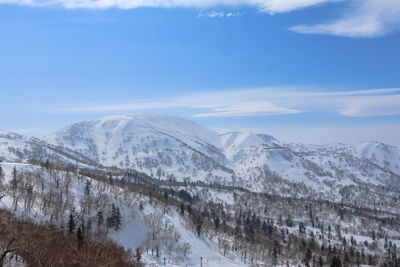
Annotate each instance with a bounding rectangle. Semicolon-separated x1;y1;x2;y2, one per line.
354;141;400;175
40;113;400;195
0;162;248;267
44;114;233;184
0;129;99;168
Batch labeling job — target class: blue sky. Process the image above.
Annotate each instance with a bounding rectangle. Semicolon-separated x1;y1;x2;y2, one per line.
0;0;399;144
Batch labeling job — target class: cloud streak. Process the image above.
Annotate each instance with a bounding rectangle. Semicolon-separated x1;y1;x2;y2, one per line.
290;0;400;37
340;94;400;117
0;0;335;12
193;102;301;117
42;87;400;118
2;0;400;37
198;10;241;18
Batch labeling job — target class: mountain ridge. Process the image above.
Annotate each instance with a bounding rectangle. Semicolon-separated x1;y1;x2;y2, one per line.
1;113;399;197
42;114;400;194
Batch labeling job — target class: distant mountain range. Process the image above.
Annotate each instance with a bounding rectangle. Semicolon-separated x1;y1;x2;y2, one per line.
1;113;400;198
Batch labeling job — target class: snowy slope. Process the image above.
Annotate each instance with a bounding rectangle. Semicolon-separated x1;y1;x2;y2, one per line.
353;141;400;175
44;114;233;183
41;113;400;195
0;162;248;267
0;129;99;167
288;142;400;187
220;132;277;161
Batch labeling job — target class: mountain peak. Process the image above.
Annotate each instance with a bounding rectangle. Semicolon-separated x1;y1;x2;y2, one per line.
43;113;231;181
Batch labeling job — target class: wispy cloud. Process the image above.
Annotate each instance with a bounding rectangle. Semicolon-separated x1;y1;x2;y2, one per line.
198;10;241;18
290;0;400;37
340;94;400;117
0;0;335;13
193;102;301;117
42;87;400;118
2;0;399;37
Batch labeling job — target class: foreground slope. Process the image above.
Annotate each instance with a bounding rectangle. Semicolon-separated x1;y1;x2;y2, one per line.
0;161;249;266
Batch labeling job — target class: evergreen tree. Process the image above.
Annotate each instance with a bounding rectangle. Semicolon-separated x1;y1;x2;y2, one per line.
105;204;122;231
114;206;122;231
84;180;91;196
106;207;114;229
214;217;220;229
68;212;76;233
136;248;142;263
196;221;202;237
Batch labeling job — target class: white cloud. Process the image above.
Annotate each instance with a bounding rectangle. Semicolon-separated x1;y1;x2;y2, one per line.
256;0;336;14
193;102;301;117
3;0;400;37
42;87;400;118
290;0;400;37
199;10;225;18
198;10;241;18
340;94;400;117
0;0;335;13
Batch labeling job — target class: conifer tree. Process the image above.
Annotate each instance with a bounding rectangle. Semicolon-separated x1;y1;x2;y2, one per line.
97;211;104;227
84;180;91;196
68;212;76;233
114;206;122;231
136;248;142;263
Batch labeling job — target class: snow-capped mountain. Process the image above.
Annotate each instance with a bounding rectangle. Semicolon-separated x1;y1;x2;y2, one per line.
2;113;400;266
44;114;233;184
39;113;400;195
